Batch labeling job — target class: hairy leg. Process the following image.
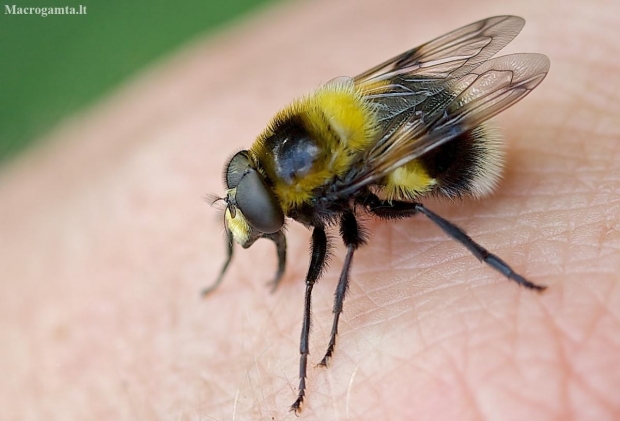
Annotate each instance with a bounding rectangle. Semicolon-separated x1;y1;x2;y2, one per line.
291;226;328;414
359;193;546;291
319;211;367;367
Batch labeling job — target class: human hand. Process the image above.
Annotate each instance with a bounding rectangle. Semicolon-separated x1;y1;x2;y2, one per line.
1;0;619;420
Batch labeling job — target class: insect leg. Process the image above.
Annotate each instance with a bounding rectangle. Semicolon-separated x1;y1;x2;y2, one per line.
263;231;287;292
201;230;234;297
359;193;546;291
319;211;366;367
291;226;329;414
413;203;546;291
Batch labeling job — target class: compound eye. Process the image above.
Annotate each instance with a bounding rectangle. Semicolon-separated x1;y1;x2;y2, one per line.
236;169;284;234
225;151;251;188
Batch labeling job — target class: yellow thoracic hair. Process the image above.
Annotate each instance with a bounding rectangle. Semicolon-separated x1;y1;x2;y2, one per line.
250;79;378;212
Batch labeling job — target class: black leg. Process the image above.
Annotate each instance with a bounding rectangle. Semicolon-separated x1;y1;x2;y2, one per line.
319;211;366;367
358;193;546;292
413;203;546;291
201;230;234;297
202;230;287;297
264;231;287;292
290;226;329;414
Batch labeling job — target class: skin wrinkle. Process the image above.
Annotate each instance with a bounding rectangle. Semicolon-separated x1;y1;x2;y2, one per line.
494;317;563;419
1;0;620;420
570;363;618;417
542;303;576;416
448;346;487;421
539;295;617;416
601;282;620;328
414;335;484;419
496;382;559;420
252;356;266;418
573;298;617;401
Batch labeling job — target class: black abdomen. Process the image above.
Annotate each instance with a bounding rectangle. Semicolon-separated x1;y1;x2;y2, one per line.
421;123;504;198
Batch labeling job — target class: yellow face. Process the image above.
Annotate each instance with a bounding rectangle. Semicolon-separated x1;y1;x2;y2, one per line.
220;150;285;247
224;206;251;246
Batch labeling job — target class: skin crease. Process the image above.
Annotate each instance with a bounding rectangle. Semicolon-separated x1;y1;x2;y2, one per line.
0;0;619;420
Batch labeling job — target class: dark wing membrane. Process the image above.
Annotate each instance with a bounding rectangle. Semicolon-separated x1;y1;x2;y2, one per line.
355;15;525;88
336;53;550;196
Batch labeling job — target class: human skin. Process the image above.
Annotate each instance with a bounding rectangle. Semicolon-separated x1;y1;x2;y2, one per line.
1;0;619;420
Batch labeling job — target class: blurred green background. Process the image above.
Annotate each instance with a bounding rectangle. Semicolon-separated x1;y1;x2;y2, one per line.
0;0;278;164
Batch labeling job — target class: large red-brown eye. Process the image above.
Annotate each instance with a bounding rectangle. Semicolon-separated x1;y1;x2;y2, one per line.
236;169;284;234
225;151;251;189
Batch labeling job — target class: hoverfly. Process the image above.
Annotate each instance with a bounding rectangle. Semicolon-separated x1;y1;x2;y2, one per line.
203;16;550;413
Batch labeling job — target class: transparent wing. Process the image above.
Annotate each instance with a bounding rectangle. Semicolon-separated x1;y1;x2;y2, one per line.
355;15;526;89
354;16;529;131
336;53;550;196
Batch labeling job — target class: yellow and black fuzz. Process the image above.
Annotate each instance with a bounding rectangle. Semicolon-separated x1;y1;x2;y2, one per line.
203;16;550;413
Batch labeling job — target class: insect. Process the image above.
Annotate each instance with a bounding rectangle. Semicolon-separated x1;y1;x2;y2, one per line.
203;15;550;413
